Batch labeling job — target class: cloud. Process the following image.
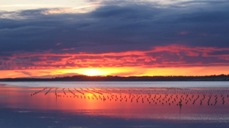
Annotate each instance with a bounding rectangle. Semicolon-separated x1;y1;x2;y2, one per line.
0;0;229;70
16;71;33;77
0;45;228;70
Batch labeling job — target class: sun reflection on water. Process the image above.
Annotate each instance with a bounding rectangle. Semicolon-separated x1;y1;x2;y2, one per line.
0;85;229;121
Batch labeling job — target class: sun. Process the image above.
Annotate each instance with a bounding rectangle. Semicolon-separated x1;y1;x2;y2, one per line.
81;68;106;76
54;67;133;77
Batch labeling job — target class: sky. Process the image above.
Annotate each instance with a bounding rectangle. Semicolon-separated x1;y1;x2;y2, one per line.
0;0;229;78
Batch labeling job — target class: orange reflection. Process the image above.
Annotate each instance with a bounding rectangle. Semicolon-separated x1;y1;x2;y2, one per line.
1;85;229;120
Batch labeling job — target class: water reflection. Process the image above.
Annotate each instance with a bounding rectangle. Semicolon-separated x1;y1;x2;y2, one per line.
1;85;229;121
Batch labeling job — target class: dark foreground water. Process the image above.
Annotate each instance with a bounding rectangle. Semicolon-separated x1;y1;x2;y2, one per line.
0;82;229;128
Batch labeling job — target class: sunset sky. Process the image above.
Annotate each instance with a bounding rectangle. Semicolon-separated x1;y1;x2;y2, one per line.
0;0;229;78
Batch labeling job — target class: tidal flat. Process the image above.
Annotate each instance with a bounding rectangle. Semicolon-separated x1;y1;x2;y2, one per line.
0;82;229;128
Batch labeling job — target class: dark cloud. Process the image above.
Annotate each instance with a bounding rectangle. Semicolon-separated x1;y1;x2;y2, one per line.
0;0;229;55
209;50;229;56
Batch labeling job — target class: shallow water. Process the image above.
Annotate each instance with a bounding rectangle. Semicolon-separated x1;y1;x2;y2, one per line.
1;81;229;88
0;82;229;128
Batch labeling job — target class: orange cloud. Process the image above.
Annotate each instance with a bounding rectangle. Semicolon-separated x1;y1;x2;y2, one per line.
0;66;229;78
0;45;229;78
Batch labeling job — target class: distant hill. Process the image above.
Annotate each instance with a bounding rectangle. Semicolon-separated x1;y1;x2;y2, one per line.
0;74;229;81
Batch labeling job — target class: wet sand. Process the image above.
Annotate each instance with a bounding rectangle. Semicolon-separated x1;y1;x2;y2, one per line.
0;83;229;128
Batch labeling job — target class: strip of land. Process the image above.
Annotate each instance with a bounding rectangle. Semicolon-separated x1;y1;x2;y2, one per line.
0;74;229;81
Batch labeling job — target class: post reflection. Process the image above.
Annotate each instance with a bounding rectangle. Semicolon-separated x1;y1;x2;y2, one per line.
1;86;229;120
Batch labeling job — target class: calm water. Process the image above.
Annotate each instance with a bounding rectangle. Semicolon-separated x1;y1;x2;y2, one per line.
0;82;229;128
1;81;229;88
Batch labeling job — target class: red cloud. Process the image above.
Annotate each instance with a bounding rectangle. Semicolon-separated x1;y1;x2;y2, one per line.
0;45;229;70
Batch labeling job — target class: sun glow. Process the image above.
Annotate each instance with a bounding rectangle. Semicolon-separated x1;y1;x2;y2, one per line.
0;66;229;79
81;68;106;76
